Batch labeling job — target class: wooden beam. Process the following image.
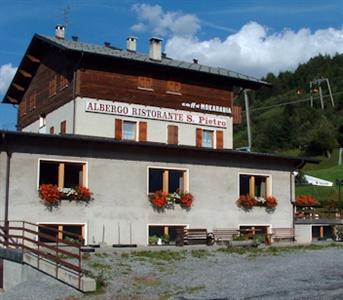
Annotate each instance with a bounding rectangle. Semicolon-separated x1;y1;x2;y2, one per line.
19;69;32;78
6;96;18;103
249;176;255;197
58;163;65;189
13;83;25;92
162;170;169;193
320;226;324;239
26;54;40;63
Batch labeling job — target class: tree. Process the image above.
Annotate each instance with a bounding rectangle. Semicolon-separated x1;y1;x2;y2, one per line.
305;116;337;157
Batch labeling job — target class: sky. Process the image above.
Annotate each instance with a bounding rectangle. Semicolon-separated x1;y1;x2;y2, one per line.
0;0;342;129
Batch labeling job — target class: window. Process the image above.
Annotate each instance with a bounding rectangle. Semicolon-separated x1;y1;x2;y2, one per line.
19;99;27;116
123;121;136;140
138;76;153;91
167;125;178;145
58;74;69;90
239;174;270;199
39;160;87;189
60;120;66;134
148;225;186;245
49;76;57;97
166;81;181;95
115;119;147;142
39;114;46;128
202;130;213;148
148;167;188;194
196;129;223;149
38;223;85;244
28;92;36;112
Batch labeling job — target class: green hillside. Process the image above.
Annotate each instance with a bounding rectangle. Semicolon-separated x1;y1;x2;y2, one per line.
234;53;343;156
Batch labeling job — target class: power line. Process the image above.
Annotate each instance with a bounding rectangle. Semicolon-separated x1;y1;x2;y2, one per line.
244;91;343;113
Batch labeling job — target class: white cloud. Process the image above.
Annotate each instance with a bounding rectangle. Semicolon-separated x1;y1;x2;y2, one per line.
131;4;200;37
0;63;17;95
165;22;343;78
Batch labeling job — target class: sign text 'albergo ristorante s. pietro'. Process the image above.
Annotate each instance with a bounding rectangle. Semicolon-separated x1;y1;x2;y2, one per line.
85;99;228;128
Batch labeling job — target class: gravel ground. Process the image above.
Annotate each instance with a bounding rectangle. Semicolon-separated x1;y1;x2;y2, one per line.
79;243;343;300
2;243;343;299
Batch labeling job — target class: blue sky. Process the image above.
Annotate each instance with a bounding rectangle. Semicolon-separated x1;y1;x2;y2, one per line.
1;0;343;129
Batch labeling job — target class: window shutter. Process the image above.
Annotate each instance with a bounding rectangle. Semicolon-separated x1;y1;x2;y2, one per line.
60;120;66;134
139;121;147;142
168;125;178;145
115;119;122;140
216;130;223;149
233;105;242;124
196;128;202;147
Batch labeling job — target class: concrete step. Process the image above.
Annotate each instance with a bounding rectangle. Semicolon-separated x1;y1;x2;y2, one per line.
23;252;96;292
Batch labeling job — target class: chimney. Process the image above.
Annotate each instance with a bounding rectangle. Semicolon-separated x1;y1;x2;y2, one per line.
126;36;137;52
149;37;163;61
193;58;198;64
104;42;111;47
55;25;65;39
71;36;78;42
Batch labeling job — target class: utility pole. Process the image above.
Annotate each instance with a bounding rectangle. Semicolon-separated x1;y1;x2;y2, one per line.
244;89;252;152
309;77;334;109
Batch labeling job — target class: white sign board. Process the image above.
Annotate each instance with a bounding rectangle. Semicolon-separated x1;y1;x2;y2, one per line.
84;99;229;128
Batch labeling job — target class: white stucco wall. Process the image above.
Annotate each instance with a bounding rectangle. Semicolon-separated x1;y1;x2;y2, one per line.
1;151;293;245
295;224;312;243
22;101;74;134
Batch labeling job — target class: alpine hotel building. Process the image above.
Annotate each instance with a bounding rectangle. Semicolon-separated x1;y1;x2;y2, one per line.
0;26;316;245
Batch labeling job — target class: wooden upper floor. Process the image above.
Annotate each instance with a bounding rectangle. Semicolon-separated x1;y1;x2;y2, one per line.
2;34;269;129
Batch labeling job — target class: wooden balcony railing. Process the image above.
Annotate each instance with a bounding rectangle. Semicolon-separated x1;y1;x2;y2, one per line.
0;220;83;290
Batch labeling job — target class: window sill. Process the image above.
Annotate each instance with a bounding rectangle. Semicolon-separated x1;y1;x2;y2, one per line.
58;84;69;91
166;91;182;96
137;87;154;92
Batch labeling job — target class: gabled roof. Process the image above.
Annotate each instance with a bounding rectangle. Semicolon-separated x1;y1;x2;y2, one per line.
37;35;269;87
2;34;271;104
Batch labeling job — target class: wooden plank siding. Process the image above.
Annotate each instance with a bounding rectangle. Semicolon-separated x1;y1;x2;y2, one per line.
77;61;233;115
17;49;76;129
232;105;242;124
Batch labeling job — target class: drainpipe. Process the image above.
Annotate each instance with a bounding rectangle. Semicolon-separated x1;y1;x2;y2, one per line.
2;133;11;246
291;160;305;234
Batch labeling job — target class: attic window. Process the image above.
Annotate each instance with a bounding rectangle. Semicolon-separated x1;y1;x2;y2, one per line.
58;74;68;91
138;76;153;91
49;76;57;97
28;92;36;112
19;98;27;116
166;81;181;95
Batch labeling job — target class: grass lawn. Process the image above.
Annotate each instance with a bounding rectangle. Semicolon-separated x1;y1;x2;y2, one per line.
295;148;343;202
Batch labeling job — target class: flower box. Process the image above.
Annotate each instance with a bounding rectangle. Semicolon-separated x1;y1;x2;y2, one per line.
39;184;93;209
149;190;194;211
